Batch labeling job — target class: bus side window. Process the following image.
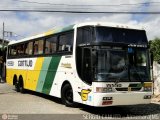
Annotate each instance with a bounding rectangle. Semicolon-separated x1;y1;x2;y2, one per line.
16;44;24;55
33;40;44;55
58;31;73;52
28;42;33;55
25;42;33;55
45;36;57;54
76;26;93;45
10;46;17;56
34;41;38;55
24;43;29;55
38;40;44;54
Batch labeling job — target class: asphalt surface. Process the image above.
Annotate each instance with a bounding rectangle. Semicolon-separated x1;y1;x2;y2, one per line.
0;83;160;120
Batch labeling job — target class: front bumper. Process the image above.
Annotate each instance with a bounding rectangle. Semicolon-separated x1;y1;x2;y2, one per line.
93;92;152;107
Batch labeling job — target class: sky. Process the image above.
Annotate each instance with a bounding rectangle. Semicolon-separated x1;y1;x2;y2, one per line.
0;0;160;41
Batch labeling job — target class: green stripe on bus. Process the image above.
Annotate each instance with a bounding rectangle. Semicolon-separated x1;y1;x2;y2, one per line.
54;24;74;34
61;24;74;32
42;56;61;94
36;57;52;92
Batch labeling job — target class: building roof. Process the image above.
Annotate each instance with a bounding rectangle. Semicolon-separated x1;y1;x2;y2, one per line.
0;38;10;43
0;39;9;49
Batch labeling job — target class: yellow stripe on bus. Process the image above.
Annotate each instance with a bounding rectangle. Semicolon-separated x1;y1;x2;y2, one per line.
6;69;16;85
44;30;54;36
27;57;44;91
6;69;27;85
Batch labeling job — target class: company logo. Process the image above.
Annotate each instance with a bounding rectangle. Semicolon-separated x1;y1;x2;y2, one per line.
78;89;91;101
2;114;8;120
2;114;18;120
61;63;72;68
115;80;119;84
18;60;32;67
7;61;14;66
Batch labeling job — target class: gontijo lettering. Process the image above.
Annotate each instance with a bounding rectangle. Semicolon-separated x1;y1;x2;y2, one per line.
18;60;32;67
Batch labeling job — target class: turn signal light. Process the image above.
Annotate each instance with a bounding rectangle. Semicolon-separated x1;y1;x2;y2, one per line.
102;101;113;105
143;82;152;87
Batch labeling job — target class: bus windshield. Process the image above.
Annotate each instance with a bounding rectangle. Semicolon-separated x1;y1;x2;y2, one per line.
76;26;150;83
95;49;128;81
95;48;150;82
95;26;147;44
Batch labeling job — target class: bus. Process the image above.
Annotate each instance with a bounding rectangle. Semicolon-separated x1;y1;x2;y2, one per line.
6;22;152;107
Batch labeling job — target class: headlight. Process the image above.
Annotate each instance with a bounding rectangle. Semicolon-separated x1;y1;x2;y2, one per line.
143;82;152;92
143;87;152;91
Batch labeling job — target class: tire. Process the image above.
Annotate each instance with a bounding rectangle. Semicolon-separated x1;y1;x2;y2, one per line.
19;81;25;93
15;82;20;92
61;84;78;107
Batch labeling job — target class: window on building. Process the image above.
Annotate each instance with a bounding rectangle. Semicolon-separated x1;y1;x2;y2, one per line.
45;36;57;54
58;31;74;52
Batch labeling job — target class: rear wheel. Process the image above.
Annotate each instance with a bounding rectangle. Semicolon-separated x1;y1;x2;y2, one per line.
61;84;78;107
19;77;25;93
15;82;20;92
19;82;25;93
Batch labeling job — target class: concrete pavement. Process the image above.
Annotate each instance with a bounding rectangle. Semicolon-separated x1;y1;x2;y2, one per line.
0;83;160;120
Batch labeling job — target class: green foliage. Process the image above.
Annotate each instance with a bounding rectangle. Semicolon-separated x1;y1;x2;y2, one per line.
149;37;160;63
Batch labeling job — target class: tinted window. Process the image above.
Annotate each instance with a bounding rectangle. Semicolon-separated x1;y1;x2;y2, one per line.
77;26;94;45
96;27;113;42
58;31;73;52
33;39;44;55
10;46;17;56
96;27;148;44
96;50;128;81
45;36;57;54
17;44;25;55
25;41;33;55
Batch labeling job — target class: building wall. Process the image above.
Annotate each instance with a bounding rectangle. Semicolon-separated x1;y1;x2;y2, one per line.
153;62;160;95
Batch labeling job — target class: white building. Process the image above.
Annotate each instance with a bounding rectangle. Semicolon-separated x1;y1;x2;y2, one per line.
153;62;160;95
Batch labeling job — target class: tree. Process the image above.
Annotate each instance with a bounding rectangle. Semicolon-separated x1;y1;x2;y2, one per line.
149;37;160;63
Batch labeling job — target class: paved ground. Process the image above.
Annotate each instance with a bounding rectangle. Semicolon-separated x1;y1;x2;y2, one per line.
0;83;87;114
0;83;160;120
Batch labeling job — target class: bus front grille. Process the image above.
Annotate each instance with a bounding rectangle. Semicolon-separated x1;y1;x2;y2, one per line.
115;87;142;91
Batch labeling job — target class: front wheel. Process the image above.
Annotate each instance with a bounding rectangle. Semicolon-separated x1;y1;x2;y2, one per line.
61;84;78;107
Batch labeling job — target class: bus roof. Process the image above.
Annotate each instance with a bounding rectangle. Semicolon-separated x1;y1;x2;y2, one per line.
76;22;144;30
8;22;144;45
9;24;75;45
